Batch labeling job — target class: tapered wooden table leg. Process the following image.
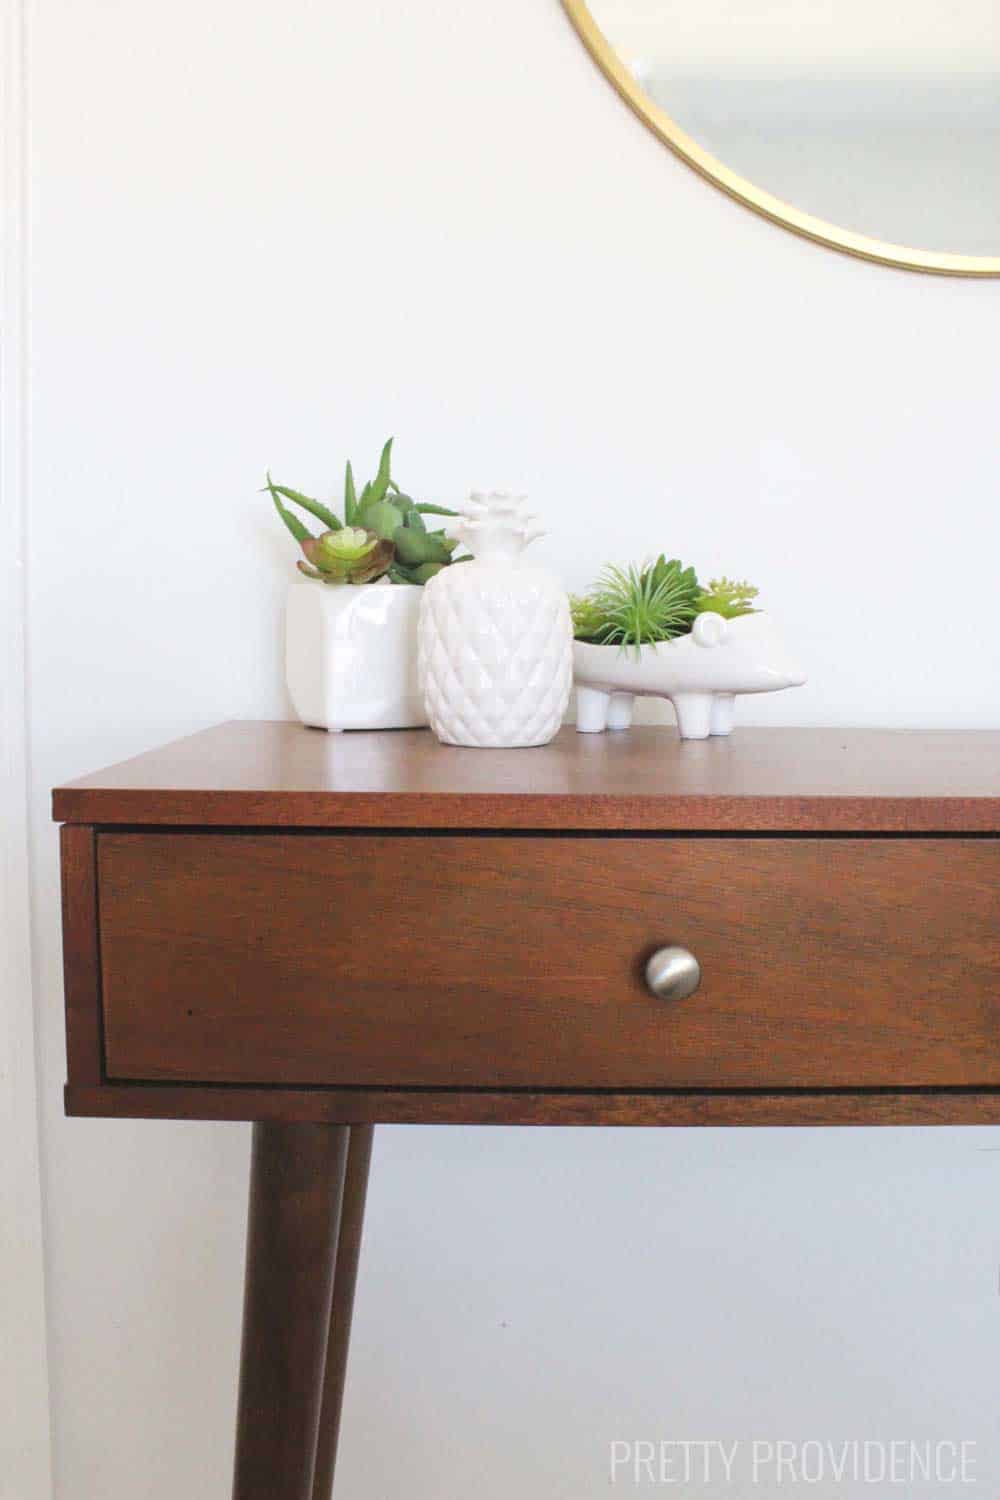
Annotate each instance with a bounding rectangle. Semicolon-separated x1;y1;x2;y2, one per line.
312;1124;375;1499
233;1123;349;1500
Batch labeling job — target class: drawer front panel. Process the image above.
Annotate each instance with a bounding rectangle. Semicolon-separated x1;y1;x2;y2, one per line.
98;833;1000;1089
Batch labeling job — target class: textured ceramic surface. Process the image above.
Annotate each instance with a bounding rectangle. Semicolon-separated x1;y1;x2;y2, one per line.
285;579;426;731
418;493;573;748
574;610;806;740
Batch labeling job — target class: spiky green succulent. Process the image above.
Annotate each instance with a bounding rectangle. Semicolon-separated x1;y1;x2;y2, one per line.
694;577;759;618
266;437;462;585
572;556;701;651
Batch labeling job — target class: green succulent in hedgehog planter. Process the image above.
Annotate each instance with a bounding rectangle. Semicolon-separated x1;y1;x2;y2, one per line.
569;556;802;742
266;438;461;586
571;555;702;650
694;577;759;619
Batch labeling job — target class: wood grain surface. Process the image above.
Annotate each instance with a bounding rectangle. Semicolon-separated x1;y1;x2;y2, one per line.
52;721;1000;831
232;1124;348;1500
312;1124;374;1499
98;832;1000;1091
60;824;103;1086
64;1083;1000;1128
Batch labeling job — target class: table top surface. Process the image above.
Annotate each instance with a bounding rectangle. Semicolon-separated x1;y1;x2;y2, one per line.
52;720;1000;831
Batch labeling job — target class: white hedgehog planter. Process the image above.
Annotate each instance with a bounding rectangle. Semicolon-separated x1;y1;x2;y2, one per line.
574;611;806;740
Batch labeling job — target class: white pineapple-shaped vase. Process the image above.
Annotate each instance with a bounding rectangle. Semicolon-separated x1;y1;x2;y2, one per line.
418;492;573;748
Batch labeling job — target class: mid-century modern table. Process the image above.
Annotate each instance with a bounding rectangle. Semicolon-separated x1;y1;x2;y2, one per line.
54;721;1000;1499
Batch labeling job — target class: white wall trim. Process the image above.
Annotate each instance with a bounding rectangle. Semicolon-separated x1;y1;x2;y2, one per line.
0;0;53;1494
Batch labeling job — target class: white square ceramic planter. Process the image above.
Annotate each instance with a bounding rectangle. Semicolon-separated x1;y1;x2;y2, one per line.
285;580;427;731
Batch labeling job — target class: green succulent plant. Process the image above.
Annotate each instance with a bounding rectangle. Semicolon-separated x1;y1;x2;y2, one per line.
568;592;607;642
572;556;701;651
266;437;462;586
694;577;759;618
298;526;394;585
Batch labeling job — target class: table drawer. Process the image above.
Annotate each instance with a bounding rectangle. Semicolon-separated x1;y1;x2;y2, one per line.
98;832;1000;1090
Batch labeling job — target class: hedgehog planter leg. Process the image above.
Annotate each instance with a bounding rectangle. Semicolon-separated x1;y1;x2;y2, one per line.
671;693;713;740
576;685;611;733
606;693;635;730
710;693;736;736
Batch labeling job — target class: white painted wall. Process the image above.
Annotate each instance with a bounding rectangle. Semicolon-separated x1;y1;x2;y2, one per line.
1;0;53;1491
23;0;1000;1496
592;0;999;73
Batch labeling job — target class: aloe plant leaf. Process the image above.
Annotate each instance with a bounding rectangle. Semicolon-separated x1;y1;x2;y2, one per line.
415;502;457;517
268;479;314;544
364;436;394;508
376;436;393;487
269;480;341;532
344;461;357;525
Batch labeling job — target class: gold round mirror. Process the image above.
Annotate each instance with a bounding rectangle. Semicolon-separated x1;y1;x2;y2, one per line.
562;0;1000;276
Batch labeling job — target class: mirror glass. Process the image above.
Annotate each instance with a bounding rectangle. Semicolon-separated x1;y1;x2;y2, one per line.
573;0;1000;269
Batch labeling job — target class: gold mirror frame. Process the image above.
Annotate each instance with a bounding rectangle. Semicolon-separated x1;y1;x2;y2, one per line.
562;0;1000;277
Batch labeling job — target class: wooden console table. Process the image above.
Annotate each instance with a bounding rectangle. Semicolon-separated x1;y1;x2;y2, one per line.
54;721;1000;1498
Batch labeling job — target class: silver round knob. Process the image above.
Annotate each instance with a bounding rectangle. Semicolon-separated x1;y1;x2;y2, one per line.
645;946;701;1001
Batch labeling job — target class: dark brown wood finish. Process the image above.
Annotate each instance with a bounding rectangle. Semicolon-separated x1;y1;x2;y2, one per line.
312;1125;375;1500
60;824;103;1086
64;1082;1000;1127
233;1124;349;1500
98;832;1000;1091
53;721;1000;831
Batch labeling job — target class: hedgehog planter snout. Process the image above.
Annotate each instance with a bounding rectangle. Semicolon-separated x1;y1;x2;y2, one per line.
573;612;806;741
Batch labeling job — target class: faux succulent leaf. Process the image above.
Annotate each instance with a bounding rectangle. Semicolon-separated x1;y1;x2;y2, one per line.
415;502;457;517
269;480;341;532
360;436;394;509
349;536;394;583
320;526;379;565
302;528;392;584
344;461;357;525
695;577;759;618
300;536;334;573
404;508;427;534
355;499;404;540
427;533;454;564
269;481;314;545
394;525;452;568
570;594;607;643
